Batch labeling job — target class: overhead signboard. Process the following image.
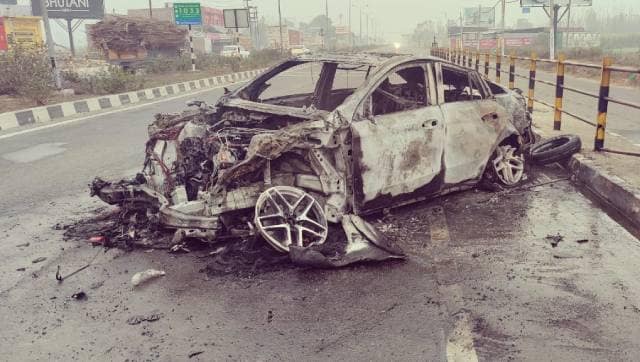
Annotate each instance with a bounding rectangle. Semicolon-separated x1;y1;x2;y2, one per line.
174;3;202;26
520;0;592;6
31;0;105;19
223;8;249;29
463;7;496;27
0;0;18;5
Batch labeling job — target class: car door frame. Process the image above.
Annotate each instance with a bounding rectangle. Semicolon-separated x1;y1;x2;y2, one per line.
437;63;512;185
350;60;446;214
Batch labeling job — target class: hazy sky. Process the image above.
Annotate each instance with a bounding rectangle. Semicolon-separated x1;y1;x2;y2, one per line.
8;0;640;45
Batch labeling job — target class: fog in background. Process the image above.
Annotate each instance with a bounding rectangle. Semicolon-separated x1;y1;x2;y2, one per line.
4;0;640;48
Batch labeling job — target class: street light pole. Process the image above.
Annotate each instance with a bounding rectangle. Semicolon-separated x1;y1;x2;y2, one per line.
500;0;506;56
278;0;283;53
348;0;352;50
148;0;152;18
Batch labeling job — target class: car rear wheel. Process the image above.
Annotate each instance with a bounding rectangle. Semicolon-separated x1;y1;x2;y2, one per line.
481;144;526;191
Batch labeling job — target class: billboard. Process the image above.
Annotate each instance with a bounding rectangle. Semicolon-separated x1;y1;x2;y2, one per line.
520;0;592;6
3;16;44;49
463;7;495;27
223;8;249;28
31;0;105;19
0;17;7;51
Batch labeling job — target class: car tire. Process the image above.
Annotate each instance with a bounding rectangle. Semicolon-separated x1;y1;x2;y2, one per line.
480;144;527;191
529;135;581;165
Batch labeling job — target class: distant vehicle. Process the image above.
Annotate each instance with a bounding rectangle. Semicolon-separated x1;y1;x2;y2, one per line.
221;45;250;58
290;45;311;56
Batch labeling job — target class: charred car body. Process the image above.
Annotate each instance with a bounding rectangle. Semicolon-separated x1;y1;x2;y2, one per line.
92;53;533;266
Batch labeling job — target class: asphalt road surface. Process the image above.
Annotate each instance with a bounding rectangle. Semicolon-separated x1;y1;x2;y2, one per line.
1;68;640;361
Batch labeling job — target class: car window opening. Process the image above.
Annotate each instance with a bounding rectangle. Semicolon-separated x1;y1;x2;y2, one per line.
442;66;484;103
372;65;427;116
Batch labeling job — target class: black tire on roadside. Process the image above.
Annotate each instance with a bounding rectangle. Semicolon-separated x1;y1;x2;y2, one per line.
529;135;581;165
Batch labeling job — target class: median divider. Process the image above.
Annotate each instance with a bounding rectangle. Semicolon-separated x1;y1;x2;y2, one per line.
0;68;267;132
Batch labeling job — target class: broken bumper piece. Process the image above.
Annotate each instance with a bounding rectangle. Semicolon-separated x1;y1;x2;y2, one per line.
90;178;404;268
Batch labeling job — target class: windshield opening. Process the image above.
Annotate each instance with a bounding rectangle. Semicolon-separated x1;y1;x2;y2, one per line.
239;60;372;111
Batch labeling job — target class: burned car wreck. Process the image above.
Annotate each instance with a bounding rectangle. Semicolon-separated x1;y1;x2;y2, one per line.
91;53;533;267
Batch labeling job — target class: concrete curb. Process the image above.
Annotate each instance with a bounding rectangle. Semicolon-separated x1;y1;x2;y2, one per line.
533;126;640;227
567;154;640;227
0;68;267;132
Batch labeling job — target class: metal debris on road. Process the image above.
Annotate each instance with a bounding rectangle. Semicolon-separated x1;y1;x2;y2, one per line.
546;233;564;248
32;257;47;264
131;269;166;287
71;291;87;301
126;312;164;325
15;242;30;247
188;351;205;358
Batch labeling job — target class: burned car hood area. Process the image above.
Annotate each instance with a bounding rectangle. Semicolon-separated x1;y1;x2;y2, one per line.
91;53;532;268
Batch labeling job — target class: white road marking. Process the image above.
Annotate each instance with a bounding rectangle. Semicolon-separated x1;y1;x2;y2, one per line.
0;83;243;141
427;205;480;362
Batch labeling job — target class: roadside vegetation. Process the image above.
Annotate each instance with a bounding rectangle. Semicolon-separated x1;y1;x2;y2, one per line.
0;48;285;112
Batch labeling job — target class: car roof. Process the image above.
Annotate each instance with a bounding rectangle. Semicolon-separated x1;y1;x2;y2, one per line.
292;52;440;67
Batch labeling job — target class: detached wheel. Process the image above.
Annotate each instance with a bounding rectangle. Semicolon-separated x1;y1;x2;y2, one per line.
481;144;526;191
529;135;581;165
254;186;328;253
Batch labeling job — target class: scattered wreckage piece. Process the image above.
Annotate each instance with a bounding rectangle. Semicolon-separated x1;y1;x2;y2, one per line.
131;269;166;287
91;53;535;268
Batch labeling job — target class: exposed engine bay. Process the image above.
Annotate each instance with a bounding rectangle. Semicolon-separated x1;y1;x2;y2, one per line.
91;99;405;267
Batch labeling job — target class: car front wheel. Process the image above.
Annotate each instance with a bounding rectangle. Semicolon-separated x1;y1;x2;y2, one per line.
481;144;526;191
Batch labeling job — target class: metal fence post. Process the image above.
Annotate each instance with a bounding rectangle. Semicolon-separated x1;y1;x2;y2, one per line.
468;49;473;68
475;50;480;72
554;54;566;130
457;49;461;65
484;53;489;77
595;57;613;151
496;52;502;83
462;49;467;68
528;52;537;115
508;53;516;89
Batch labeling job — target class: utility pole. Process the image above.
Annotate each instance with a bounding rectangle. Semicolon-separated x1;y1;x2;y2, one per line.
325;0;329;50
365;7;368;45
549;0;556;59
66;19;75;57
359;5;362;46
277;0;283;53
348;0;352;50
148;0;152;18
40;0;61;89
500;0;506;56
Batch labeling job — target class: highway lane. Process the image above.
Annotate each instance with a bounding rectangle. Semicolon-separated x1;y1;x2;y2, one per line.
0;87;228;217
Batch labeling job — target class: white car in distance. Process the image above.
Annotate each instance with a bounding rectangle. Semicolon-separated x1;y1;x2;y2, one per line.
221;45;250;58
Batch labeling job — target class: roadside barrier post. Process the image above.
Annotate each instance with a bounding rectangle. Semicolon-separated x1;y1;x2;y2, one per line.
457;49;461;65
475;50;480;72
554;54;566;130
527;52;537;114
595;57;613;151
462;49;467;68
508;53;516;89
496;52;502;83
484;53;489;77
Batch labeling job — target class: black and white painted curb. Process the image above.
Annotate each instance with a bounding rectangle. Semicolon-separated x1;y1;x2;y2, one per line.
0;68;266;132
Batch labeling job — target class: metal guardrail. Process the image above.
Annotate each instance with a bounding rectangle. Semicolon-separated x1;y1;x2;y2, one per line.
431;47;640;156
